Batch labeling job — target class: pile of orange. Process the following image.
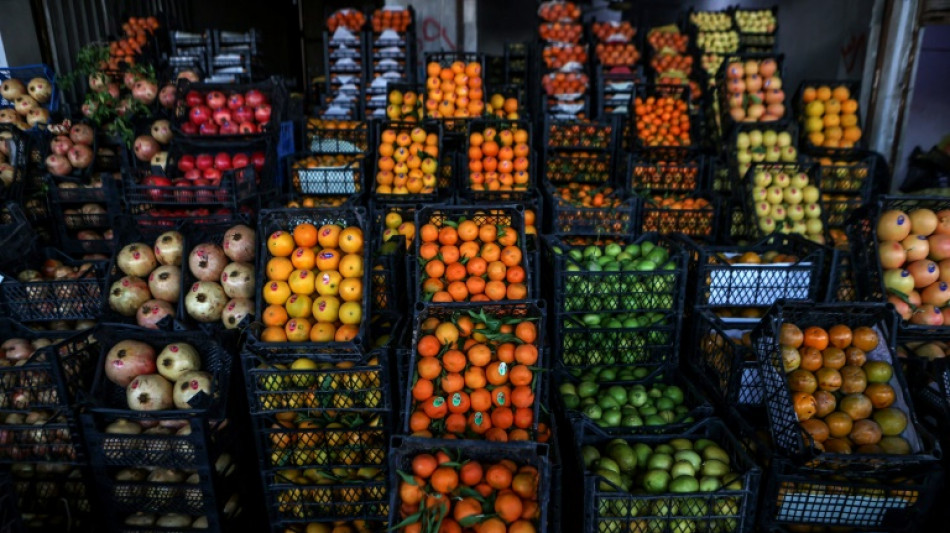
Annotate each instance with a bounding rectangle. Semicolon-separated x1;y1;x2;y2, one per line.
395;452;542;532
375;127;439;195
386;89;424;122
409;313;539;442
467;125;531;192
425;61;484;119
371;7;411;32
260;222;366;343
327;9;365;33
418;215;528;303
802;84;862;149
634;94;691;146
486;93;520;119
106;17;159;68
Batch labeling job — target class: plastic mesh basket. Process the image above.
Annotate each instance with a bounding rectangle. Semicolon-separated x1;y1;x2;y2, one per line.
0;64;60;113
0;248;104;322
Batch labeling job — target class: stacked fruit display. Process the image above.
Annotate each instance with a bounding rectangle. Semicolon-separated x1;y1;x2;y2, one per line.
629;157;702;192
416;210;529;303
722;57;785;123
385;87;423;122
178;86;274;135
373;125;439;196
538;2;587;118
641;194;715;238
0;72;55;129
747;164;825;242
365;7;414;119
730;125;798;181
776;321;915;455
135;146;264;204
107;234;184;328
633;90;692;147
181;224;256;328
1;252;102;322
258;218;366;345
44;123;95;177
391;445;544;532
465;122;532;193
873;207;950;325
423;58;484;119
735;9;778;51
800;83;863;150
407;307;541;440
324;9;365;120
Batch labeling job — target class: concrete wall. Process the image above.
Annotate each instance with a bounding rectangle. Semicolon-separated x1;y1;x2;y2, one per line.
0;0;43;67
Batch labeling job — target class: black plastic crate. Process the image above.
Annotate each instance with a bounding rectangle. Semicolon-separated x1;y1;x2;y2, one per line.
0;469;17;531
595;70;642;118
458;118;535;201
126;198;257;235
123;161;258;209
629;152;707;193
630;84;698;151
368;198;425;251
794;79;865;154
544;150;614;186
554;311;681;370
284;151;364;197
738;161;827;241
172;77;287;140
101;227;183;328
422;52;487;134
0;202;36;264
751;301;941;468
46;174;121;255
850;196;950;334
371;236;405;314
683;233;826;308
0;319;96;464
245;207;372;358
578;418;761;533
305;120;368;153
0;124;26;191
81;325;233;469
689;308;765;409
543;182;638;235
413;204;533;305
809;150;878;200
7;463;97;531
402;301;546;438
637;192;719;240
556;368;713;436
716;53;787;133
388;436;551;532
369;119;443;204
543;117;616;152
0;248;104;322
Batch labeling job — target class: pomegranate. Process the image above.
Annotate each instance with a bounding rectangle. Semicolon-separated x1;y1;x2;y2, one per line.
222;224;256;262
45;154;73;176
132;79;158;105
172;370;213;409
133;135;160;162
150;119;173;145
184;282;227;322
158;84;177;109
188;243;227;281
2;339;33;361
156;514;192;528
156;343;201;382
153;231;184;266
148;265;181;303
220;262;254;299
108;276;151;316
127;374;173;411
50;135;73;156
67;144;94;169
222;298;252;329
69;123;94;146
136;300;176;329
117;243;158;277
105;419;142;434
104;340;157;387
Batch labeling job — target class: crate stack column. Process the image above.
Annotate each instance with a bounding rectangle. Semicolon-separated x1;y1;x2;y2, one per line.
537;3;589;120
364;6;416;120
323;10;366;121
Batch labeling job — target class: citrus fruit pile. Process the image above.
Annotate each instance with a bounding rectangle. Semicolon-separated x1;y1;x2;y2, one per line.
723;57;785;123
386;89;424;122
260;222;366;343
418;215;528;303
326;9;365;33
371;7;411;32
409;310;540;441
485;93;520;119
801;84;862;149
380;208;416;249
374;126;439;196
394;451;542;532
425;60;484;119
633;94;691;147
467;125;531;192
780;322;913;455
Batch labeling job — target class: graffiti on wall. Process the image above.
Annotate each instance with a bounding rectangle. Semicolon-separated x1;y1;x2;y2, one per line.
841;31;868;74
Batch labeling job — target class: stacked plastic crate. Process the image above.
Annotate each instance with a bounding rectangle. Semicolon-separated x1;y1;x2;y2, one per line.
209;29;264;82
537;1;589;120
364;6;416;120
322;9;366;120
168;30;211;79
591;18;642;120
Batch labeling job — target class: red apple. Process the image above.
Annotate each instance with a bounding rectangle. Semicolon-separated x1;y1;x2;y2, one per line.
144;175;172;202
180;122;199;135
199;122;219;135
227;94;244;110
245;89;266;108
206;91;226;110
185;90;203;107
173;179;194;203
218;121;239;135
254;104;272;124
214;152;232;170
251;152;266;172
195;154;213;170
178;154;196;172
203;168;223;180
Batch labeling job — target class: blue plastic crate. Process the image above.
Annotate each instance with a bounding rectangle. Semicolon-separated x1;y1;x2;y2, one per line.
0;64;60;113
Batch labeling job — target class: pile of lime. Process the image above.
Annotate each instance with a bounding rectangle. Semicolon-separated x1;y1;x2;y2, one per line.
560;376;691;429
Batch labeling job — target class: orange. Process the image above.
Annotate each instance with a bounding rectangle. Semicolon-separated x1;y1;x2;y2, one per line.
470;388;491;411
508;520;536;533
512;472;536;499
486;362;509;386
288;269;315;295
418;357;442;380
412;378;434;401
491;407;514;429
438;227;458;246
514;344;538;365
485;464;512;489
501;246;522;267
494;492;523;524
263;280;291;305
284;294;312;318
816;86;832;101
446;390;470;412
485;281;508;301
466;256;488;276
315;249;341;272
487;261;507;281
260;326;287;342
441;372;465;395
496;343;516;364
290;247;316;270
459;241;480;260
477;518;506;533
335;323;359;343
306;322;333;342
430;466;459;494
511;385;534;408
284;318;311;342
468;411;492;434
497;226;517;246
509;365;532;387
338;278;363;302
445;412;467;434
515;321;537;344
400;477;425;505
409;411;430;433
457;220;479;241
339;227;364;254
339;254;363;278
293;223;318;247
832;85;850;102
317;224;342;249
514;407;533;429
266;257;294;281
440;245;460;264
417;335;441;357
267;231;295;257
802;87;816;103
479;225;497;243
803;327;829;351
453;496;483;522
467;343;492;367
412;453;438;479
459;462;483;487
262;304;288;327
422;396;448;419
